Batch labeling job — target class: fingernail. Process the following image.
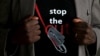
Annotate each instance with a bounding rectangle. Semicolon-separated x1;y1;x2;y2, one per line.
33;17;39;20
35;17;39;20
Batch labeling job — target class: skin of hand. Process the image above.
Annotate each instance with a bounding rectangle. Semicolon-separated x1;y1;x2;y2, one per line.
12;16;41;44
73;18;96;45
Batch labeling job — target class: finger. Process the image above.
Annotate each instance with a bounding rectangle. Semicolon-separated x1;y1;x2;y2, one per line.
28;36;40;43
75;33;85;38
83;34;92;44
32;36;40;42
32;30;41;35
84;30;96;44
74;22;88;34
26;30;41;43
26;20;39;27
33;25;40;30
32;20;39;25
26;25;40;32
27;30;41;36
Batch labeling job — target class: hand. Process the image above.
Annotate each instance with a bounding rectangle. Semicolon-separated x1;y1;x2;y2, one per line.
73;18;96;45
12;16;41;44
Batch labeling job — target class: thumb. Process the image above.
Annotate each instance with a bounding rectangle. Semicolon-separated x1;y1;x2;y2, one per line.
73;18;83;23
25;16;39;22
31;16;39;20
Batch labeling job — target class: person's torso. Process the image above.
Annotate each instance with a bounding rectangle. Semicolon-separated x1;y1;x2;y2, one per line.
34;0;78;56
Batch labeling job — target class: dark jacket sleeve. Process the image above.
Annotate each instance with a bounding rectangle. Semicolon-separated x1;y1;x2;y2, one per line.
0;0;35;56
11;0;34;24
11;0;35;56
0;0;11;56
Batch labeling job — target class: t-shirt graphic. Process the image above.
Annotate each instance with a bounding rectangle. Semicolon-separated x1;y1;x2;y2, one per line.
34;0;78;56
